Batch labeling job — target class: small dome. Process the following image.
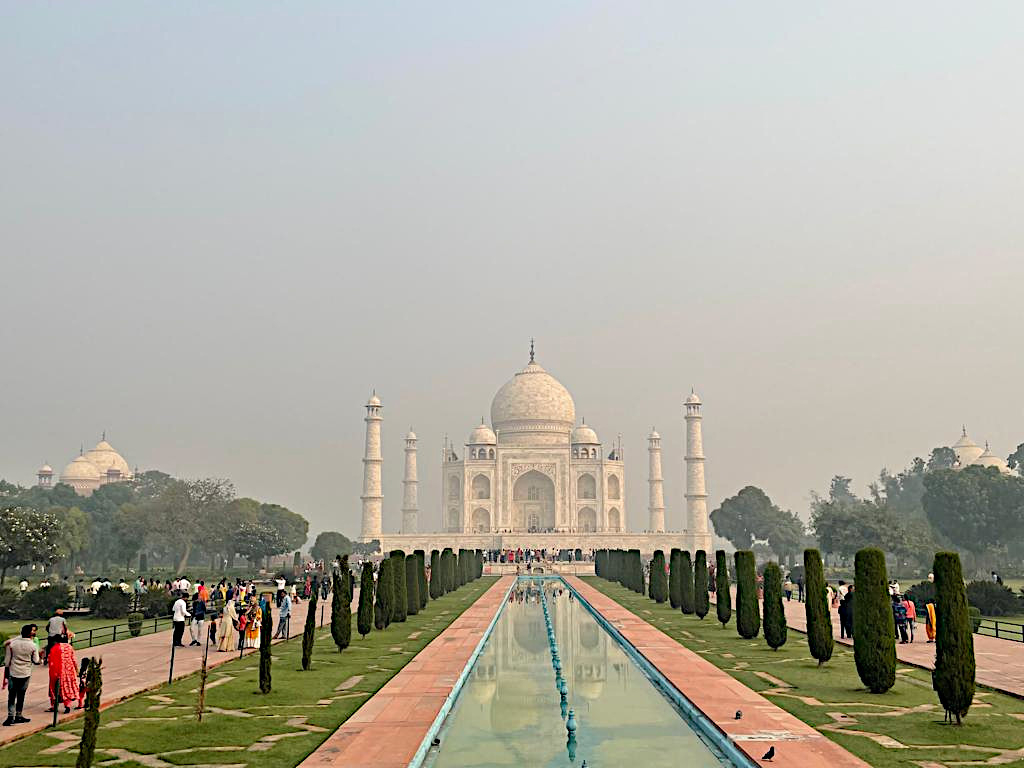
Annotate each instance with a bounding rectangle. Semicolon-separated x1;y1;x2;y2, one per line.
572;423;600;445
685;391;701;405
367;393;381;407
61;455;102;481
975;444;1011;473
38;464;53;474
648;429;660;440
405;430;417;441
469;421;497;445
953;428;984;467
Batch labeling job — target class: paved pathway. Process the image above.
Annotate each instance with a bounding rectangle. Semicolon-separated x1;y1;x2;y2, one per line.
1;595;320;745
299;576;514;768
776;594;1024;697
568;577;870;768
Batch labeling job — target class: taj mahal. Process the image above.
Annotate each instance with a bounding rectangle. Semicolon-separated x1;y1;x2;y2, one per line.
358;344;713;557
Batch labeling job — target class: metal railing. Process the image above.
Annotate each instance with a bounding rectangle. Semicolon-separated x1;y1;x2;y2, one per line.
976;618;1024;642
71;614;174;649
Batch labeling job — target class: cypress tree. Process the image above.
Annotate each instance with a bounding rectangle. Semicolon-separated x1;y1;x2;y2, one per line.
429;550;441;599
75;658;102;768
332;560;352;651
630;549;644;594
301;579;318;670
390;550;407;622
374;559;392;630
416;550;428;609
357;561;374;639
669;549;682;609
477;549;484;579
454;550;463;588
680;551;695;614
405;554;419;616
932;551;975;724
804;548;834;666
715;550;731;628
441;548;454;593
734;550;760;638
649;551;668;603
694;550;710;619
447;549;457;592
259;600;273;691
763;561;787;649
595;550;606;579
853;547;896;693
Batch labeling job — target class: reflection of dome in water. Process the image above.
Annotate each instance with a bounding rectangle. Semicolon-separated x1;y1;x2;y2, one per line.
576;679;605;700
470;678;497;704
490;675;544;733
580;622;601;650
513;613;549;655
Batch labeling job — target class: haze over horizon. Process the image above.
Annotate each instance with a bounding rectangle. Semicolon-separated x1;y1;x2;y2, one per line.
3;3;1022;543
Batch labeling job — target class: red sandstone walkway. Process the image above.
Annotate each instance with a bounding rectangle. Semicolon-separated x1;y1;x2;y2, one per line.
775;595;1024;698
0;596;319;745
568;577;870;768
299;576;514;768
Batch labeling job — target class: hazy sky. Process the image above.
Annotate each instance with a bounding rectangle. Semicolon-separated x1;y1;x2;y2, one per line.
3;3;1022;544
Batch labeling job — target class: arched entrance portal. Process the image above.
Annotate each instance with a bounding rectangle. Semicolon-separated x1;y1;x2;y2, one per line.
512;470;556;532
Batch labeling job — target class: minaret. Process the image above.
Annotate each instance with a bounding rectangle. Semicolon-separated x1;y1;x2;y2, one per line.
684;391;710;544
360;392;383;542
402;429;419;534
647;429;665;533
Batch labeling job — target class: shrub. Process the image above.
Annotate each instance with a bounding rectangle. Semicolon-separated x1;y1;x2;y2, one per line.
649;551;668;603
17;585;67;619
734;551;760;638
968;606;982;632
331;559;351;652
715;550;731;628
415;550;428;610
694;551;710;619
405;554;420;616
933;552;976;724
75;658;102;768
904;580;937;615
139;586;173;619
357;562;374;639
374;559;393;630
301;581;318;670
127;612;144;637
0;587;20;619
429;550;441;599
259;602;273;692
853;548;896;693
390;551;407;623
804;549;833;666
763;562;787;650
966;580;1022;617
680;552;695;615
441;548;454;594
669;549;682;609
91;586;130;619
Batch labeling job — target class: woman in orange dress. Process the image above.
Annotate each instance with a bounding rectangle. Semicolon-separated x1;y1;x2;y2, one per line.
46;637;79;714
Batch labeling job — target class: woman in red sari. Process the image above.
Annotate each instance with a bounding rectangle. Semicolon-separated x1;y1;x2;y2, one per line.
47;637;79;714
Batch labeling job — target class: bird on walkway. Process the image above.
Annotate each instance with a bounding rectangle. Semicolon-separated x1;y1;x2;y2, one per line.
762;745;775;761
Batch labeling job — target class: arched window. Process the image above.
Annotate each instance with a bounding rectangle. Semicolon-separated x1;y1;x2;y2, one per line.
472;508;490;532
528;486;540;501
572;448;579;459
591;448;597;459
472;474;490;500
488;448;495;459
608;507;621;532
449;476;461;500
578;507;597;533
577;473;596;500
448;508;461;531
607;475;621;500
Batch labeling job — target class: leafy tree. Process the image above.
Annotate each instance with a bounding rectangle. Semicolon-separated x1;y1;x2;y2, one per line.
234;522;290;566
966;581;1022;616
331;557;351;652
680;551;695;614
374;558;392;630
142;478;234;574
733;551;759;637
630;550;644;594
311;531;354;563
415;550;428;610
804;549;834;666
928;446;957;472
1007;443;1024;473
429;550;441;599
441;548;455;594
53;506;90;573
669;549;682;609
257;503;309;553
390;551;407;622
0;506;62;585
853;548;896;693
710;486;777;550
762;562;787;649
648;551;667;603
715;550;731;627
301;579;318;670
405;554;419;616
694;550;709;619
357;561;374;639
259;601;272;693
933;552;975;724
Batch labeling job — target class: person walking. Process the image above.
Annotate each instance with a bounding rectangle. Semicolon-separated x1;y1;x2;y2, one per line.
171;593;190;648
797;575;804;602
43;608;70;665
925;601;937;643
218;599;238;652
901;595;917;642
3;624;41;726
46;637;79;714
274;591;291;639
189;593;207;647
839;585;855;638
892;594;909;644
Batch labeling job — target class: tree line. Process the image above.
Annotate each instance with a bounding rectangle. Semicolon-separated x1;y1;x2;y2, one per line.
0;471;309;582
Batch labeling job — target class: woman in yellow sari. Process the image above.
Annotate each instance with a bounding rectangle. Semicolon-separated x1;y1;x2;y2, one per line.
244;604;261;649
218;599;238;652
925;602;937;642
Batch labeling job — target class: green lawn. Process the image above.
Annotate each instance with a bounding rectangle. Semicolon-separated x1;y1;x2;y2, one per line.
583;577;1024;768
0;577;497;768
0;615;172;651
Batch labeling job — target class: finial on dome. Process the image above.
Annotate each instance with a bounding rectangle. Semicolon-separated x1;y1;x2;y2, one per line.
102;430;106;441
962;424;968;437
80;443;84;456
529;337;535;363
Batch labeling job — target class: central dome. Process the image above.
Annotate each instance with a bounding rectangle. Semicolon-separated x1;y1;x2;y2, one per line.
490;359;575;442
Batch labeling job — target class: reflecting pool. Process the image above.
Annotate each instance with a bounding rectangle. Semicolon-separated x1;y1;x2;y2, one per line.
423;579;732;767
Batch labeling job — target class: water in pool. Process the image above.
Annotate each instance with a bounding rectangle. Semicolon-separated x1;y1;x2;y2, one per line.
424;579;730;767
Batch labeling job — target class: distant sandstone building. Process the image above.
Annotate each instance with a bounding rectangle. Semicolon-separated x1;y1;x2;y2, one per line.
37;435;136;496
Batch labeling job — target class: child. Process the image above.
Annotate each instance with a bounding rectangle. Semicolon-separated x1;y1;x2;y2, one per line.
77;657;90;709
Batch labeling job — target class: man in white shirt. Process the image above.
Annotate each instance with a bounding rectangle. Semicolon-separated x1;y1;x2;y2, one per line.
4;624;41;726
90;579;102;595
19;580;29;593
178;577;191;595
171;596;190;647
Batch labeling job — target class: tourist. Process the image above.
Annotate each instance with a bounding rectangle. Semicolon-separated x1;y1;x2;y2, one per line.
19;579;29;593
189;591;207;647
783;576;793;602
3;624;41;726
218;599;238;652
797;575;804;602
43;608;73;666
74;581;86;609
892;594;909;644
171;593;190;648
274;591;292;639
197;581;209;602
46;637;79;714
925;601;937;643
902;595;917;642
178;575;191;596
839;586;855;638
243;605;261;649
76;657;90;709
